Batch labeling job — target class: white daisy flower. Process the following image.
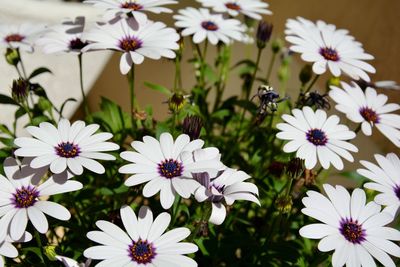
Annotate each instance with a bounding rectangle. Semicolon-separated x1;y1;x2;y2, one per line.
0;157;82;241
0;232;32;267
84;205;198;267
329;82;400;147
82;17;179;74
276;107;358;170
0;23;45;52
194;168;260;225
196;0;272;20
84;0;177;24
36;17;89;54
14;119;119;176
56;255;91;267
357;153;400;217
356;80;400;91
285;17;375;81
119;132;224;209
300;184;400;267
174;7;245;45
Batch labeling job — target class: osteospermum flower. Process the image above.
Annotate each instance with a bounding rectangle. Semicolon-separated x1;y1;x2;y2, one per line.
329;82;400;147
0;232;32;267
197;0;272;20
300;184;400;267
14;119;119;176
357;153;400;216
36;17;89;54
84;205;198;266
0;23;45;52
0;157;82;241
285;17;375;81
174;7;245;45
276;107;358;170
84;0;178;24
119;132;223;209
82;17;179;74
194;168;260;225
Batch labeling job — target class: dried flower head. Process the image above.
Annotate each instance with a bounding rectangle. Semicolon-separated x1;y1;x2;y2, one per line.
182;115;203;140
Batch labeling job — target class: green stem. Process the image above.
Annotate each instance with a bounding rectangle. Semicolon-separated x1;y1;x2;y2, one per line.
78;53;89;116
213;45;231;112
354;124;362;134
34;230;48;265
128;65;136;133
17;48;27;79
304;74;320;94
23;99;34;125
265;52;277;84
189;203;211;242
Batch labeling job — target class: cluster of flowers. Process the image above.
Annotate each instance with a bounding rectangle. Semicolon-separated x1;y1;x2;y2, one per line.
0;120;260;266
1;0;400;267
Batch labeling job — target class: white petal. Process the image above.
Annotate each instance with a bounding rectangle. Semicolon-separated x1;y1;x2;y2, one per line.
27;206;49;233
35;201;71;220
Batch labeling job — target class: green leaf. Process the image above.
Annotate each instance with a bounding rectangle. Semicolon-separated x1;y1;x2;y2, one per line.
0;94;19;106
31;115;50;126
0;124;13;136
0;137;14;147
93;97;125;133
144;81;172;96
28;67;52;80
194;238;209;256
211;109;230;119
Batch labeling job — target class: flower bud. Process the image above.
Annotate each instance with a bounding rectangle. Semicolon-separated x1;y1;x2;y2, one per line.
275;195;293;214
182;115;203;140
327;76;341;88
44;245;58;261
286;157;305;178
299;64;313;85
168;92;187;113
271;38;283;53
11;78;29;103
256;21;273;49
38;97;52;111
5;48;20;66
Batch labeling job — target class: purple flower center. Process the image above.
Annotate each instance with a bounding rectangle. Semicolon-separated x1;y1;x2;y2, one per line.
320;47;340;61
225;2;241;10
119;37;142;52
69;38;88;50
359;107;380;124
56;142;80;158
121;2;143;10
340;218;365;244
12;186;39;208
158;159;183;179
394;185;400;201
306;129;328;146
5;34;24;43
201;21;219;31
129;239;155;264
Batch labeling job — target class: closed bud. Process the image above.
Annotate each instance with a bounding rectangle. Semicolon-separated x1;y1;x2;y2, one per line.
271;38;283;53
286;157;305;178
275;195;293;214
256;21;273;49
182;115;203;140
38;97;52;111
327;77;341;88
5;48;20;66
11;78;29;103
168;92;187;113
299;64;313;85
44;245;57;261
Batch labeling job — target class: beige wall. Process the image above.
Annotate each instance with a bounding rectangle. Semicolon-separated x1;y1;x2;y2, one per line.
84;0;400;157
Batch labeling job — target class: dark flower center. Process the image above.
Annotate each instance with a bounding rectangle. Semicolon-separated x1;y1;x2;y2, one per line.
13;186;39;208
225;2;241;10
340;218;365;244
394;185;400;201
119;37;142;52
359;107;380;124
129;240;155;264
69;38;88;50
56;142;80;158
201;21;219;31
121;2;143;10
158;159;183;179
5;34;24;43
306;129;328;146
320;47;340;61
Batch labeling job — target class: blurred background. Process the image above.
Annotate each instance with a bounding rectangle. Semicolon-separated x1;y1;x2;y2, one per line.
1;0;399;176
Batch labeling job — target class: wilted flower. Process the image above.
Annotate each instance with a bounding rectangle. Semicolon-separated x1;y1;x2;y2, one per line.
275;195;293;214
11;78;29;103
256;21;273;49
298;91;330;110
168;92;188;113
286;157;305;178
